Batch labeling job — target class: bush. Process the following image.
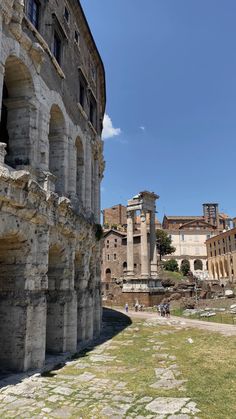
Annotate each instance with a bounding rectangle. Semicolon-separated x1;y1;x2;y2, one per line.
163;259;179;272
181;259;190;276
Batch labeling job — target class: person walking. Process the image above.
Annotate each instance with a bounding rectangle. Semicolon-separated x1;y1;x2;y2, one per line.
125;303;129;313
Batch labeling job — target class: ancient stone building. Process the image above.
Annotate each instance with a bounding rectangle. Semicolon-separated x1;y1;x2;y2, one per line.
0;1;105;372
102;192;164;306
206;228;236;284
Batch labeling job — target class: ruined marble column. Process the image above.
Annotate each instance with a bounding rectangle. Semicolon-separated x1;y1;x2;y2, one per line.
127;210;134;277
140;210;149;278
150;210;158;278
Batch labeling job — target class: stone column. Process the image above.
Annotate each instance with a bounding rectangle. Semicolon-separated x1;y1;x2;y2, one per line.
0;62;4;119
127;210;134;277
94;158;100;223
150;210;158;278
0;142;6;165
141;211;149;278
67;137;76;198
85;141;92;212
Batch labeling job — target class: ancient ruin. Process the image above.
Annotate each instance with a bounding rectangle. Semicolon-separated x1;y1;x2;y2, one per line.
122;191;164;305
0;1;105;372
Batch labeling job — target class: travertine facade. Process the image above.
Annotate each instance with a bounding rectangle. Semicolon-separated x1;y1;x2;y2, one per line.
206;228;236;284
0;0;105;372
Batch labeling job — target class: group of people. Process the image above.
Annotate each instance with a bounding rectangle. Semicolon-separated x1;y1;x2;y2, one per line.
124;302;144;313
157;301;170;317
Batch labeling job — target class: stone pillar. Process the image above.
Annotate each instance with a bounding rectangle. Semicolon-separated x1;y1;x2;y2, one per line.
140;211;149;278
94;158;100;223
0;62;4;119
67;137;76;198
150;210;158;278
190;259;194;272
127;211;134;277
85;141;92;212
0;142;6;165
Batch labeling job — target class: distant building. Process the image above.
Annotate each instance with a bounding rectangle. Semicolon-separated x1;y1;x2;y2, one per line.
206;228;236;284
162;203;231;276
102;204;127;228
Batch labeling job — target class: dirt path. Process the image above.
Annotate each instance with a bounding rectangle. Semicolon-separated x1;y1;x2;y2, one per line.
117;309;236;336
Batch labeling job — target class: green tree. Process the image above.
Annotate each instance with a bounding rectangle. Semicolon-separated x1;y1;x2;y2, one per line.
156;229;175;260
163;259;179;272
180;259;190;276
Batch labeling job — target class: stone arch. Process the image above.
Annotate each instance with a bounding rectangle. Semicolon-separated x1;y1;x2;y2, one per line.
0;56;36;168
105;268;111;281
219;260;224;278
75;136;85;203
0;233;30;371
224;259;228;277
48;104;67;195
194;259;203;271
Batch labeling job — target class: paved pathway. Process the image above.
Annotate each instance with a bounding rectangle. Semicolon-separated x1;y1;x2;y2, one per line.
0;309;203;418
119;309;236;336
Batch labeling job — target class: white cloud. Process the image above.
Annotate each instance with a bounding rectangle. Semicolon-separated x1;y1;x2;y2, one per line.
140;126;145;131
102;114;121;140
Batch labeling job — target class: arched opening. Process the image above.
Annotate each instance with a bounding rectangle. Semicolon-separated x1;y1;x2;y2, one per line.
0;56;35;168
194;259;203;271
105;268;111;281
123;261;127;274
219;260;224;278
46;245;67;354
48;105;66;195
224;259;228;278
0;235;29;371
180;259;190;275
75;137;84;203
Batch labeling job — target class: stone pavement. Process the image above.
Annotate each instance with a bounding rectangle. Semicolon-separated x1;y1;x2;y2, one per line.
0;309;201;418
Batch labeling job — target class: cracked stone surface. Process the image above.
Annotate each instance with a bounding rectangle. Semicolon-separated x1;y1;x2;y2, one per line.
0;315;201;418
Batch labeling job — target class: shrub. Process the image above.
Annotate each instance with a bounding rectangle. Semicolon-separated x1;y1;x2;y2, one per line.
163;259;179;272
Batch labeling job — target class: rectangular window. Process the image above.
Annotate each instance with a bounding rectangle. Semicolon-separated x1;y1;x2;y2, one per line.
75;30;79;44
28;0;40;29
107;254;110;261
64;6;69;22
79;81;85;108
90;101;95;125
53;31;61;64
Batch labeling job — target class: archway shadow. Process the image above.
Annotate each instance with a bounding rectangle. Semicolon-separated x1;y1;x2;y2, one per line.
0;307;132;387
43;307;132;377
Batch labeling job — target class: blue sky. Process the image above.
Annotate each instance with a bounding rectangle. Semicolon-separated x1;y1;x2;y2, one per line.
81;0;236;221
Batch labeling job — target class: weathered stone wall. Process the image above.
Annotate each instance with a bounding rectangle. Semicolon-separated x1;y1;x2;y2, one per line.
0;0;105;372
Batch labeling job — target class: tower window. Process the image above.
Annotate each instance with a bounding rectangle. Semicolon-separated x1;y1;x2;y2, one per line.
53;31;61;64
64;7;69;22
28;0;40;29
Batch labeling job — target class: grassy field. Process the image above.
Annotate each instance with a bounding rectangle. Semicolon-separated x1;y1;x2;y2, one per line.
54;315;236;418
172;307;236;325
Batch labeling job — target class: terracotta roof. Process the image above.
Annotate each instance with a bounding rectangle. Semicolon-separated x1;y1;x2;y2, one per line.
164;216;203;220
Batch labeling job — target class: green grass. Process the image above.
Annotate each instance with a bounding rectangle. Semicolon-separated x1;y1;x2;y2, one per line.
54;317;236;418
172;307;236;324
